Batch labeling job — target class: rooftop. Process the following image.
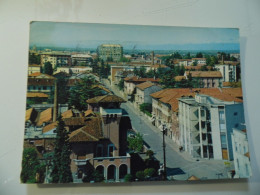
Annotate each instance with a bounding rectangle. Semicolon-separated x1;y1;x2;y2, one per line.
27;92;49;98
136;81;155;90
185;71;222;78
86;95;126;104
124;76;160;82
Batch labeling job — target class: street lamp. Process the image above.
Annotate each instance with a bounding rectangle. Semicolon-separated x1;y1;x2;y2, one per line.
161;123;167;180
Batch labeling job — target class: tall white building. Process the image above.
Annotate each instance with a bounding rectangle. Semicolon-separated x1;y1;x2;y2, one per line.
97;44;123;62
178;94;245;160
215;64;237;82
231;128;251;178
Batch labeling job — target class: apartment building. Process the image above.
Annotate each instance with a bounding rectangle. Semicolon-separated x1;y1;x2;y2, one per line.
97;44;123;62
231;128;251;178
178;94;245;160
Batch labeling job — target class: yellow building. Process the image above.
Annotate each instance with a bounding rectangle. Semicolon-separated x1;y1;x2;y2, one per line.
28;64;41;75
97;44;123;62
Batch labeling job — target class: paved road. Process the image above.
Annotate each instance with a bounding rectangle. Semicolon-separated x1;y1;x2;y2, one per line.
102;79;231;180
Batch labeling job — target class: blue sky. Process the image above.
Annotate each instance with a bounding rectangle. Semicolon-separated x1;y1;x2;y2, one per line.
30;21;240;50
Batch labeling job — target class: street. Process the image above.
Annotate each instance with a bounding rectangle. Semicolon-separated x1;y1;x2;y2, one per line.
102;79;230;180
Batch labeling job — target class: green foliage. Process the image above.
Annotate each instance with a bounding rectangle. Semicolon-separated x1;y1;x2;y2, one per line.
129;88;136;102
21;148;44;183
106;56;113;62
82;170;104;183
57;77;70;104
146;150;154;159
229;81;242;88
230;56;237;61
51;116;73;183
26;97;46;105
124;174;133;182
68;76;103;110
127;133;143;153
135;171;145;181
160;69;176;88
120;56;130;62
144;168;156;178
29;53;40;64
118;78;124;91
43;62;53;75
139;103;152;117
184;52;191;59
206;55;218;66
196;52;203;58
193;60;198;66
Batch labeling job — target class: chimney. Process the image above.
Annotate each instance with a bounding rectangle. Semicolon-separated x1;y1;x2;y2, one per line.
53;80;58;122
151;51;154;65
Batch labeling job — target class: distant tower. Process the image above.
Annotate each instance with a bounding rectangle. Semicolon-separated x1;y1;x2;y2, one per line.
151;51;154;65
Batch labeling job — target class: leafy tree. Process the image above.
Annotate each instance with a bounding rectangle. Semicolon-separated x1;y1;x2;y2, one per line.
92;59;99;74
21;148;45;183
230;56;237;61
160;69;175;88
29;53;41;64
184;52;191;59
138;66;147;78
172;52;182;59
193;60;198;66
196;52;203;58
51;116;73;183
43;62;53;75
146;150;154;159
68;76;103;110
57;77;69;104
120;56;130;62
127;132;143;153
106;56;113;62
133;67;138;75
118;79;124;91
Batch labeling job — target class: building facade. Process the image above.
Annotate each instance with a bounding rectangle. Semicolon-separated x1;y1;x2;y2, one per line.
215;64;237;82
231;128;251;178
178;94;245;160
97;44;123;62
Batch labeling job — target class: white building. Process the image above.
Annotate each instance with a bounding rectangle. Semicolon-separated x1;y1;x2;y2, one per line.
71;54;92;66
215;64;237;82
178;94;245;160
134;81;162;108
231;128;251;178
191;58;206;65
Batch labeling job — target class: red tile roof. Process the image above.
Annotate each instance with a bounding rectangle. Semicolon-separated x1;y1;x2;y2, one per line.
43;122;57;133
86;95;126;104
36;108;53;126
136;81;155;90
186;71;222;78
150;88;243;112
174;76;186;81
124;76;160;83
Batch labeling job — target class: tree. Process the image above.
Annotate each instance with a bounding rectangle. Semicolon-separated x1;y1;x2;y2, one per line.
139;103;152;117
196;52;203;58
21;148;45;183
127;133;143;153
160;69;175;88
43;62;53;75
51;116;73;183
146;150;154;159
29;53;41;64
68;76;103;111
57;77;70;104
193;60;198;66
118;78;124;91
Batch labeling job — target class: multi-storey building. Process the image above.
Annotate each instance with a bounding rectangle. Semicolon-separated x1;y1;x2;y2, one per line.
71;54;93;66
28;64;41;75
97;44;123;62
215;64;237;82
231;128;251;178
124;76;160;98
184;71;223;88
178;94;245;160
27;72;56;95
150;88;243;145
134;81;162;108
40;52;72;68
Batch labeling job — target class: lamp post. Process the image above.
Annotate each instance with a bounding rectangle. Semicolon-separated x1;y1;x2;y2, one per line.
161;123;167;180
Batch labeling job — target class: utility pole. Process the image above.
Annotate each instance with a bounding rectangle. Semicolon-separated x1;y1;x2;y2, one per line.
162;124;167;180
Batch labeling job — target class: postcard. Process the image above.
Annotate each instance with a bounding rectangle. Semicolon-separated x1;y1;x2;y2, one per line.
21;22;250;183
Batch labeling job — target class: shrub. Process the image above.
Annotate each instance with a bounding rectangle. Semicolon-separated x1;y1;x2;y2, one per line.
144;168;156;178
124;174;133;182
135;171;145;181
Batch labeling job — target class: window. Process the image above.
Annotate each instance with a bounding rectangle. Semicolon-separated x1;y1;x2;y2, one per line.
108;144;114;157
237;159;240;169
235;123;239;128
221;134;227;148
234;112;238;116
43;86;47;90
